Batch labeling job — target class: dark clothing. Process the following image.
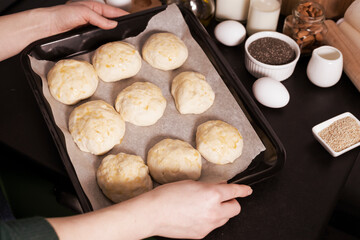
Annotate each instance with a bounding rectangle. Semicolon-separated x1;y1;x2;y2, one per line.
0;217;58;240
0;176;58;240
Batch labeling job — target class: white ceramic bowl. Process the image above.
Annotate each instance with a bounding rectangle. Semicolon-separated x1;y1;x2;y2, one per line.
312;112;360;157
244;31;300;81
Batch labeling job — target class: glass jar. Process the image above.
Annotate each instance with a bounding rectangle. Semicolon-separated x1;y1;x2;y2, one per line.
283;1;327;55
246;0;282;36
215;0;250;22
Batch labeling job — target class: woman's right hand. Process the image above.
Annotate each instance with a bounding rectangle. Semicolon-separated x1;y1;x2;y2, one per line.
48;180;252;240
139;180;253;239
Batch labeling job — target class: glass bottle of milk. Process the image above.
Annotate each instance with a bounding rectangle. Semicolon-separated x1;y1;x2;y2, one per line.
246;0;281;35
215;0;250;22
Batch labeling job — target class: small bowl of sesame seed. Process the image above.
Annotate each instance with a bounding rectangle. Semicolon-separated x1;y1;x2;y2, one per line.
244;31;300;81
312;112;360;157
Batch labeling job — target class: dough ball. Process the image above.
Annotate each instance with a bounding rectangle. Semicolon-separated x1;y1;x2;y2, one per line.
142;32;188;71
147;139;202;184
97;152;153;203
196;120;243;165
92;41;142;82
171;71;215;114
115;82;166;126
47;59;98;105
69;100;125;155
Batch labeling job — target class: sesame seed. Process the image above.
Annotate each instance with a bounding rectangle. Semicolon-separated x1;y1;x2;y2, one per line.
319;116;360;152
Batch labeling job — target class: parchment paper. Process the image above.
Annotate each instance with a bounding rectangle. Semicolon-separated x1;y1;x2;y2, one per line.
29;4;265;210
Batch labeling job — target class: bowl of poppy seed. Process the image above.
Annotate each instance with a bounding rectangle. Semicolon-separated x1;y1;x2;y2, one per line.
245;31;300;81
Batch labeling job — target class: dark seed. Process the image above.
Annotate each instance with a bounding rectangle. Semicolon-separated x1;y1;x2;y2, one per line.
248;37;296;65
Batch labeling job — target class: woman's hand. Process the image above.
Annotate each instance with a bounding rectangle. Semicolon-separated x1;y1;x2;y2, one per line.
47;1;128;36
47;180;252;240
142;180;253;239
0;1;127;61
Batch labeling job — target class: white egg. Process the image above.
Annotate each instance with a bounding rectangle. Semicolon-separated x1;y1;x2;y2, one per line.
214;20;246;47
252;77;290;108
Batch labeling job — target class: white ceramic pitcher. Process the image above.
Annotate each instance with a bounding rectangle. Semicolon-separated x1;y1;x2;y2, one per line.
306;46;343;88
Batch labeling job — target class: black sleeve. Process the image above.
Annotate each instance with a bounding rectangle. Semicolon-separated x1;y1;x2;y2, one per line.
0;217;59;240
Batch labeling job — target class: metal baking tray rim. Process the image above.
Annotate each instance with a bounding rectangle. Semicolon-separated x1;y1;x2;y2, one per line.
20;5;286;213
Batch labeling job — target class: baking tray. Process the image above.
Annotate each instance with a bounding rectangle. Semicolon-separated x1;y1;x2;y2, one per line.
20;5;285;213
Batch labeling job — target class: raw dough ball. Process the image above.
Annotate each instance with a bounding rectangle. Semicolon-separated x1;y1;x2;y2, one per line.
171;71;215;114
147;139;202;184
97;152;153;203
142;32;188;71
92;41;142;82
69;100;125;155
47;59;98;105
115;82;166;126
196;120;243;165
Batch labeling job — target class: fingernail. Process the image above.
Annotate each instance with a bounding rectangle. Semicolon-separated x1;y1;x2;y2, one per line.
247;187;253;195
108;20;118;28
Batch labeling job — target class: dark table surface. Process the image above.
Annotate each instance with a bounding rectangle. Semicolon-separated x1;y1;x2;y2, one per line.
1;1;360;240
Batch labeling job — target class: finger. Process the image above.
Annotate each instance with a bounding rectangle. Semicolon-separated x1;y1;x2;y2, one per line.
215;184;253;202
75;1;129;18
220;199;241;219
215;217;231;229
81;9;119;29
